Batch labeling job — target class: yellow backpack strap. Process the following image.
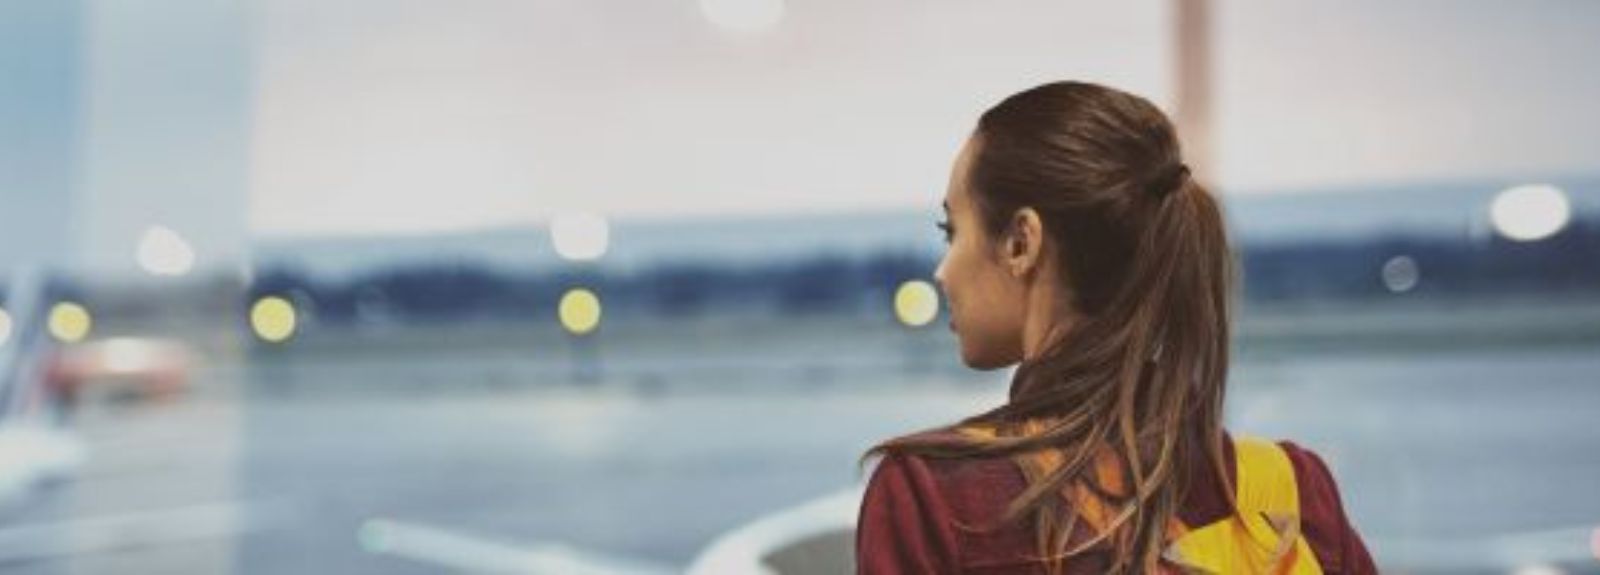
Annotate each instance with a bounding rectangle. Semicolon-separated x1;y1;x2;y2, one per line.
1165;436;1324;574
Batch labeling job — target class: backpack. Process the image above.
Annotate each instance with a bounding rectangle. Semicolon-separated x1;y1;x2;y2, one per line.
1163;436;1323;574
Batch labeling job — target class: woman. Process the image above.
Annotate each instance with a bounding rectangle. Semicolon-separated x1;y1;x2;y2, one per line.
856;82;1376;574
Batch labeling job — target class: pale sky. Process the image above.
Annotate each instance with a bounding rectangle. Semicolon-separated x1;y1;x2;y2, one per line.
6;0;1600;274
1216;1;1600;191
247;0;1166;236
244;0;1600;238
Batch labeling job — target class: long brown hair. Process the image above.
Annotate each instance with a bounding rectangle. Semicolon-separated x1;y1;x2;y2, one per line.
868;81;1236;573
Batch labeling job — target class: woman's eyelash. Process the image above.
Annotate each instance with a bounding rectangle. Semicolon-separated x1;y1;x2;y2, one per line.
936;220;952;242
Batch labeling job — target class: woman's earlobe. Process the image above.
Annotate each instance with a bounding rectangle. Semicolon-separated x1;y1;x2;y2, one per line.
1003;236;1028;277
1009;245;1033;278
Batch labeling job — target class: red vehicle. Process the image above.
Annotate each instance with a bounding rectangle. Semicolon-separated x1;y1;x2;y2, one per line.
44;337;193;406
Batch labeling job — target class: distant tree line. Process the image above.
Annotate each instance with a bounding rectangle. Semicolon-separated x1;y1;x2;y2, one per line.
242;217;1600;328
1243;218;1600;302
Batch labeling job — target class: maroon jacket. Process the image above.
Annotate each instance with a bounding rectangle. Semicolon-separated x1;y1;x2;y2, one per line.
856;433;1377;574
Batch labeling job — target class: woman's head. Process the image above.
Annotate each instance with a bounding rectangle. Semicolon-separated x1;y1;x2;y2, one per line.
887;81;1236;573
937;81;1200;373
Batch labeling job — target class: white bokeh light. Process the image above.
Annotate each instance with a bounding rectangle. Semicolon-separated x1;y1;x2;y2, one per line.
136;225;196;277
1380;255;1419;293
550;212;610;262
1490;184;1571;242
698;0;785;34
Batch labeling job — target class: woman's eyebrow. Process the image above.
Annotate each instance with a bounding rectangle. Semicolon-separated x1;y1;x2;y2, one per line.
942;201;950;213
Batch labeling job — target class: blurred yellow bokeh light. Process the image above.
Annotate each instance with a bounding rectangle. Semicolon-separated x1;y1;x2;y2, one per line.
894;280;940;328
49;302;93;343
559;288;602;335
251;296;298;343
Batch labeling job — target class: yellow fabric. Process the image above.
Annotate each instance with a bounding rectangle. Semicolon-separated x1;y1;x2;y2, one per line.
959;422;1129;535
1166;436;1323;574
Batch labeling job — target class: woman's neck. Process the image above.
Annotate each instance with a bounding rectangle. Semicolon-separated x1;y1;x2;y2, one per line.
1020;286;1076;362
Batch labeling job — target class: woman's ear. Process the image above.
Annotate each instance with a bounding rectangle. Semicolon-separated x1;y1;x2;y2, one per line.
1003;208;1045;277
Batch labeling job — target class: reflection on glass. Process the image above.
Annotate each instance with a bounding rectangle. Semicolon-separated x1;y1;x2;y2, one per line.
0;307;12;347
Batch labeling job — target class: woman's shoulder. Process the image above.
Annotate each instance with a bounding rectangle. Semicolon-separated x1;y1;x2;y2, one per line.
871;448;1028;516
859;448;1048;573
866;428;1231;529
868;432;1354;519
864;426;1027;519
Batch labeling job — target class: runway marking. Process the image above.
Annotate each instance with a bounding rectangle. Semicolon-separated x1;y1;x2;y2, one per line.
357;517;673;575
0;500;285;564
